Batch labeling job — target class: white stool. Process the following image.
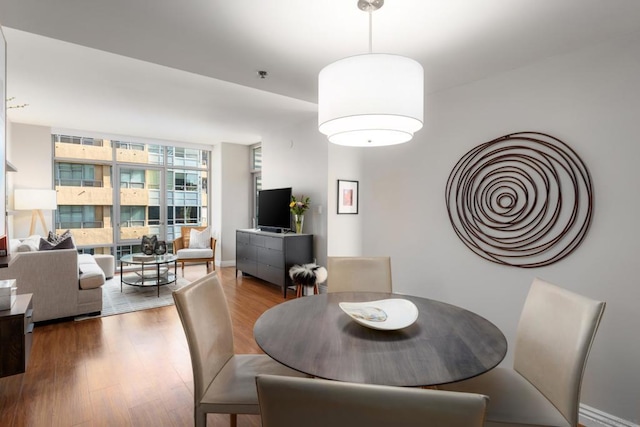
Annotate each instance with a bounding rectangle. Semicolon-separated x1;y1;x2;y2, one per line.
93;254;115;279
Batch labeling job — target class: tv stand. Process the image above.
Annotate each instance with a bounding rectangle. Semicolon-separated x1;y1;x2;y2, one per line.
236;229;313;298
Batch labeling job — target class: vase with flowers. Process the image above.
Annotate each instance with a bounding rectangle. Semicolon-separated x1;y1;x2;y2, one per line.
290;195;310;234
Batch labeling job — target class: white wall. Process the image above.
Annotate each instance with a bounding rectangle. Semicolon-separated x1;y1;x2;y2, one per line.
212;142;251;267
262;118;328;267
327;144;364;256
360;33;640;424
7;122;54;238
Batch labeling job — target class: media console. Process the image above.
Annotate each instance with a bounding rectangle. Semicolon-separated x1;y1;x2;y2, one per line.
236;229;313;298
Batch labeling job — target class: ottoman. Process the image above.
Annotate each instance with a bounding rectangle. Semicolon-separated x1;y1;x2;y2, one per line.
93;254;115;279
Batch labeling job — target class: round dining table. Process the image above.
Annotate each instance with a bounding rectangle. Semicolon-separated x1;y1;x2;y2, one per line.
253;292;507;387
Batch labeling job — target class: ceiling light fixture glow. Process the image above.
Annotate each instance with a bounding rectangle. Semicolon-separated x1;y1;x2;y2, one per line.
318;0;424;147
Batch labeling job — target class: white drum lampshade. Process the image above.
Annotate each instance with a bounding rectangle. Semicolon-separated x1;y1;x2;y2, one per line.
318;53;424;147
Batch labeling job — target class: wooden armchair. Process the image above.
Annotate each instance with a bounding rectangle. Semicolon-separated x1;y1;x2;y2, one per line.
173;226;217;276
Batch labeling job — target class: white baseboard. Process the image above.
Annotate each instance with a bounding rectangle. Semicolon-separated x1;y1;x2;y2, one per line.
219;260;236;268
580;404;639;427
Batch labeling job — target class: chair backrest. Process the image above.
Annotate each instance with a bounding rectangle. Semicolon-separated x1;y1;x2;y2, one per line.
514;278;606;426
327;256;392;293
180;226;209;248
256;375;488;427
172;272;234;402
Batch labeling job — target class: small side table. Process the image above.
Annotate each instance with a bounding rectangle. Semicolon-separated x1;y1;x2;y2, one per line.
0;293;34;377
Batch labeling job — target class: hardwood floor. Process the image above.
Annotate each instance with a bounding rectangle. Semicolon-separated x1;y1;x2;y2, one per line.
0;266;588;427
0;266;288;427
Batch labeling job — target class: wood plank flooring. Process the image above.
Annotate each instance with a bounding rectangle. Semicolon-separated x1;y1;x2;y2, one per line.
0;265;588;427
0;266;287;427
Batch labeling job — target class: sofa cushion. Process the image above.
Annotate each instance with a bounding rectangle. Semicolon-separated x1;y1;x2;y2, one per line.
79;262;105;290
78;254;106;290
78;253;96;266
177;248;213;259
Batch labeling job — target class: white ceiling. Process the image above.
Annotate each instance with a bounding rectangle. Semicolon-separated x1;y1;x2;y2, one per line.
2;0;640;146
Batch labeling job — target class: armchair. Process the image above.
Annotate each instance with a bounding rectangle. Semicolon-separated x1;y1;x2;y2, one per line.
173;226;217;276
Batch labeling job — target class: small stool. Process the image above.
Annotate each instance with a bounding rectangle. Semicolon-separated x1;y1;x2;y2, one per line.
289;263;327;298
93;254;115;279
295;282;319;298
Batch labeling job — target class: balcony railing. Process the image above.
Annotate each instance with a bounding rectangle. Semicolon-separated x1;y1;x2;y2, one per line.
56;179;104;187
120;182;145;189
120;220;145;228
56;221;104;229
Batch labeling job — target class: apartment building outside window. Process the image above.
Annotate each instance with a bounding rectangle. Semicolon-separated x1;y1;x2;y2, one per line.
251;144;262;228
53;134;210;262
57;206;102;229
56;163;101;187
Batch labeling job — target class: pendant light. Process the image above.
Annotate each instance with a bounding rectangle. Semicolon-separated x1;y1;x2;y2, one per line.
318;0;424;147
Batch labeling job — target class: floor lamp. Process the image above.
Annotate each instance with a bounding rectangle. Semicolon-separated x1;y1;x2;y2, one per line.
14;189;58;236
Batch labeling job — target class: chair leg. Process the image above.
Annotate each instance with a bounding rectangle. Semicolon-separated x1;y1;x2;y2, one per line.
195;408;207;427
230;413;237;427
181;261;185;277
296;283;303;298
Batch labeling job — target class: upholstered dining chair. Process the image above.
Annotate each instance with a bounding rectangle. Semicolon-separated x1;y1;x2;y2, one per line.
441;277;606;427
172;272;309;427
327;256;392;293
256;374;489;427
173;226;216;276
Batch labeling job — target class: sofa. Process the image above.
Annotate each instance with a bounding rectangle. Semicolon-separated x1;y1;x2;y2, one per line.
0;236;106;322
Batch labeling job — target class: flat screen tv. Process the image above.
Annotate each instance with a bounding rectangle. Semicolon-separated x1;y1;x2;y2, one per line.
257;187;292;232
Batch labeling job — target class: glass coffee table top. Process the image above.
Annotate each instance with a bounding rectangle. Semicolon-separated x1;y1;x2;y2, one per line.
120;253;178;296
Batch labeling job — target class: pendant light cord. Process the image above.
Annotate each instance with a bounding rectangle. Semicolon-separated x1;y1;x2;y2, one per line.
368;9;373;53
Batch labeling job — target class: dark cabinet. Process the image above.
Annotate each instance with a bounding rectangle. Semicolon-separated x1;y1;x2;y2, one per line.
0;293;33;377
236;230;313;298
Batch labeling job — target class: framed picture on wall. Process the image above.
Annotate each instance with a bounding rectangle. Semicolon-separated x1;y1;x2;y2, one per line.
337;179;358;214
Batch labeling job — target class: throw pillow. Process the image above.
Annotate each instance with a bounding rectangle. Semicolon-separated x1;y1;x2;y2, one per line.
48;230;72;245
39;235;75;251
189;227;211;249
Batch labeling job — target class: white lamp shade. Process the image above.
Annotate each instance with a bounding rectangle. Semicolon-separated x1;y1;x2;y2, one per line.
318;53;424;147
14;189;58;210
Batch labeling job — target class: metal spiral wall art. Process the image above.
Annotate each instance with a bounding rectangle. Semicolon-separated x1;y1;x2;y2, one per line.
445;132;593;268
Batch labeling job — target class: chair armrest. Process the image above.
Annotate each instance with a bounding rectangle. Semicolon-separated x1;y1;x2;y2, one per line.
210;237;217;253
173;237;185;251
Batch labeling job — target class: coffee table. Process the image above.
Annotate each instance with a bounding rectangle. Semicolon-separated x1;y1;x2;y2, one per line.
120;253;178;297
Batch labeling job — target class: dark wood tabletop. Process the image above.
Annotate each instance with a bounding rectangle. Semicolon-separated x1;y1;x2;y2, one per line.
253;292;507;387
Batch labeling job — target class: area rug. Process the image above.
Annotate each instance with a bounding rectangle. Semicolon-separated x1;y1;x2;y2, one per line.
76;275;191;319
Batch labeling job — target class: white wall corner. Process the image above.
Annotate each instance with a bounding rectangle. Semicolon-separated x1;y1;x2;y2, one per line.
219;259;236;268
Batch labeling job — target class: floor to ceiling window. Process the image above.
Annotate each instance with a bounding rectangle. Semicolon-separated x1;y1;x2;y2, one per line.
53;134;210;262
251;144;262;228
